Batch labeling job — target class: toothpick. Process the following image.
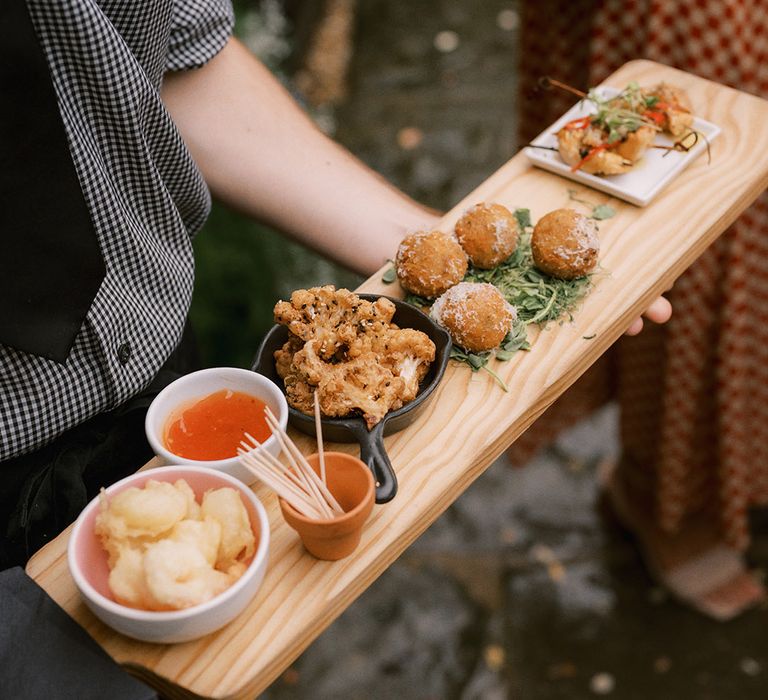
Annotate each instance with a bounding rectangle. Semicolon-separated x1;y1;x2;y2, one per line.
237;447;314;507
237;449;324;518
313;391;327;486
266;407;344;515
539;76;587;99
264;409;343;515
241;435;314;498
262;413;335;518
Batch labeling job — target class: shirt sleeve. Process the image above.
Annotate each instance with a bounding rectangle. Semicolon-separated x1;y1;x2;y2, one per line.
165;0;235;72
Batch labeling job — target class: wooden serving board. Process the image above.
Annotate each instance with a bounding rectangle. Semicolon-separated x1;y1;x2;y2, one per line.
26;60;768;699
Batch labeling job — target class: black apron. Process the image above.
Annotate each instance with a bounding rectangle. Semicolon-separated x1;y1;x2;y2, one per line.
0;6;169;695
0;0;201;569
0;330;199;570
0;0;105;363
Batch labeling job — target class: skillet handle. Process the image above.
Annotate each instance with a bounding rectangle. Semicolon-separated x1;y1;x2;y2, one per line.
349;421;398;503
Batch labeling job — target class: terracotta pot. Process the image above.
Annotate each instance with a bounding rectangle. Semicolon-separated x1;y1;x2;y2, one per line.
279;452;375;560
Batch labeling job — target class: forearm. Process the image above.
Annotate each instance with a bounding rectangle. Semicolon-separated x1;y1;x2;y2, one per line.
161;39;438;276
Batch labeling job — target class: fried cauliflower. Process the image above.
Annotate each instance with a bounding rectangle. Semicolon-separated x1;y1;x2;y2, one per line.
274;287;435;429
274;286;396;360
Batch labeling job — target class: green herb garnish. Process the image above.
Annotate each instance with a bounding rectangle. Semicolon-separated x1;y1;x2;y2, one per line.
404;292;430;309
499;318;531;355
401;208;594;386
567;189;616;221
450;346;509;391
585;82;658;144
514;207;532;230
494;350;515;362
591;204;616;220
464;227;593;325
381;264;397;284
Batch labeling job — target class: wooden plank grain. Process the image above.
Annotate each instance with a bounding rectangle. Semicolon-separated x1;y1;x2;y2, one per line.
26;60;768;699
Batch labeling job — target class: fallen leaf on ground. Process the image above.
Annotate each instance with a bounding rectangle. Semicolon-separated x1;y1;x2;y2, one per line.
484;644;505;671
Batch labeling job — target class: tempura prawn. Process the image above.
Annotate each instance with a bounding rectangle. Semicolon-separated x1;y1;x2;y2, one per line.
143;540;232;610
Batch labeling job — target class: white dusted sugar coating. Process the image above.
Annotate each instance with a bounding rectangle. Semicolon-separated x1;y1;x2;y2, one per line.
454;203;519;269
531;208;600;280
395;230;469;298
431;282;517;352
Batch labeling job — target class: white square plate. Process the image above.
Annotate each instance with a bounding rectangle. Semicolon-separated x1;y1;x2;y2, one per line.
523;87;721;206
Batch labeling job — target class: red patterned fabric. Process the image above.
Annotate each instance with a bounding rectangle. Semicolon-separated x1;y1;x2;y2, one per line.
516;0;768;550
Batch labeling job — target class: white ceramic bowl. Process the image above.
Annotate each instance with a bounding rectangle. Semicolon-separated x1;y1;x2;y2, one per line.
67;465;270;644
145;367;288;485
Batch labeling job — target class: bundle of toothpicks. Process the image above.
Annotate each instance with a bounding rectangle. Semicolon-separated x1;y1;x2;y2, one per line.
237;393;344;519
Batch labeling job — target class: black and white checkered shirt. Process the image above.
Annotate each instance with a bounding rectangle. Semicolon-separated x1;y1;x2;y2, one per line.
0;0;234;460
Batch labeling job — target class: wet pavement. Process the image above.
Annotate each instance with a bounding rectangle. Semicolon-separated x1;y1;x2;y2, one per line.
332;0;519;211
261;407;768;700
242;1;768;697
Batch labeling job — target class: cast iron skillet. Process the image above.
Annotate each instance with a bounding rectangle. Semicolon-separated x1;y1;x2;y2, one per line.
252;294;452;503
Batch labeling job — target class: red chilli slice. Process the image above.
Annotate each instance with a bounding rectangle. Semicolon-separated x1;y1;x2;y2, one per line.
571;144;610;172
644;110;666;125
563;116;593;131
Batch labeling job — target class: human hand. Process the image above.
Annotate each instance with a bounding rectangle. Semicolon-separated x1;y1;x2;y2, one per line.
624;295;672;336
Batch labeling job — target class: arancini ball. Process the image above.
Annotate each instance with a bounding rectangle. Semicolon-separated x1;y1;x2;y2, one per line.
531;208;599;280
395;230;468;298
454;203;519;269
430;282;517;353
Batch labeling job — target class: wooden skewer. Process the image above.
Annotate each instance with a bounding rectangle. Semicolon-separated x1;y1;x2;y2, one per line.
262;412;336;518
264;409;344;515
241;435;315;499
238;432;326;518
242;432;331;519
269;417;343;516
237;449;324;518
263;420;331;518
239;459;318;517
238;448;332;519
539;76;587;99
237;406;346;519
250;467;323;520
520;144;559;153
313;391;327;486
237;446;315;506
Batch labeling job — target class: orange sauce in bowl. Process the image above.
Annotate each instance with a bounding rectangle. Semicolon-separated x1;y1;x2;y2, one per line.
164;389;272;461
